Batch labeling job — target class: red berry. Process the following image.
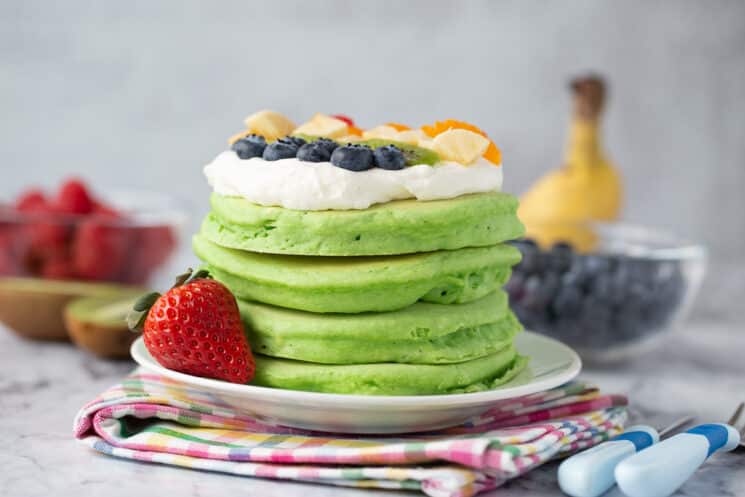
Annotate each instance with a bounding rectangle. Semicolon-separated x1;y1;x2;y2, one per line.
332;114;355;127
72;217;132;281
21;215;71;276
56;179;94;215
139;274;255;384
16;189;47;212
0;230;24;276
41;254;75;280
124;226;176;284
92;200;121;218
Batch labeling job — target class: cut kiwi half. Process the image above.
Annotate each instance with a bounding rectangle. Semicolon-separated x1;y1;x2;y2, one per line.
0;277;143;341
64;291;145;359
357;139;440;166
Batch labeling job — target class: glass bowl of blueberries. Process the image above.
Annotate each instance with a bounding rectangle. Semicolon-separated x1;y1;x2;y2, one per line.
506;223;706;363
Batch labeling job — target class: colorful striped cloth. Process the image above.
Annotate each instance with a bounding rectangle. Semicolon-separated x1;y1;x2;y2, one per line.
74;370;627;497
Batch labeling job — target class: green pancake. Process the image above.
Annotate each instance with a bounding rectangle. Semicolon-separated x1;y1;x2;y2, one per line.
251;347;529;395
194;234;520;313
204;191;524;256
238;291;522;365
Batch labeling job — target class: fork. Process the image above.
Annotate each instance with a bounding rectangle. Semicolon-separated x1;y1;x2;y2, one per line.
615;402;743;497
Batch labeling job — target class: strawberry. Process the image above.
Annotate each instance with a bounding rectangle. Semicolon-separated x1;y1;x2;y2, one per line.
41;253;76;279
16;189;47;212
91;199;121;217
72;215;132;281
124;225;176;285
128;269;255;384
331;114;355;127
56;178;94;215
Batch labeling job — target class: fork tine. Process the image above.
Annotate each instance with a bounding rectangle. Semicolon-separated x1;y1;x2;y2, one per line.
727;401;744;426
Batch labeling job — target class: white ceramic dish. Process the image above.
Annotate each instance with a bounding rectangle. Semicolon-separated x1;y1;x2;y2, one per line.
131;331;581;434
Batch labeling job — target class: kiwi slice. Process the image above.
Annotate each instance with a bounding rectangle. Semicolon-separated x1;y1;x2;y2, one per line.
290;133;325;143
64;292;144;359
288;136;441;166
357;139;440;166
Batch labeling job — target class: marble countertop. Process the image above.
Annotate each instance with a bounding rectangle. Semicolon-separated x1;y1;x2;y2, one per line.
1;318;743;497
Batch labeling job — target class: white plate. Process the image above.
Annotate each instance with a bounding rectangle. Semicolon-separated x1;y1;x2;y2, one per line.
131;331;581;434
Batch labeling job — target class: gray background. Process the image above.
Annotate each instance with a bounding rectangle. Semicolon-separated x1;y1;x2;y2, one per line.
1;0;744;314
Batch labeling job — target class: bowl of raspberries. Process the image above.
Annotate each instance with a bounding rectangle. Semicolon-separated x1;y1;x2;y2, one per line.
0;178;183;284
505;223;706;363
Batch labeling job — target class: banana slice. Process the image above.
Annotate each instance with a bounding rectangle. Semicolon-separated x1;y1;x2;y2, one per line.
293;113;348;139
395;129;429;145
432;129;490;165
362;125;399;140
228;129;253;145
244;110;296;142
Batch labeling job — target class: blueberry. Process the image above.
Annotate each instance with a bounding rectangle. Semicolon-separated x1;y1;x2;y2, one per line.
373;145;406;170
548;241;574;273
314;138;338;153
283;136;307;148
330;144;374;171
552;284;583;316
262;138;301;161
231;134;266;159
297;141;333;162
511;238;543;275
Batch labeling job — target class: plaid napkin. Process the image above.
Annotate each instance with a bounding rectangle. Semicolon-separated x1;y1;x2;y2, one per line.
74;370;627;497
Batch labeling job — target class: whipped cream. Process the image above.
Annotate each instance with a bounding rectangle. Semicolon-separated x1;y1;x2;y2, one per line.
204;151;503;210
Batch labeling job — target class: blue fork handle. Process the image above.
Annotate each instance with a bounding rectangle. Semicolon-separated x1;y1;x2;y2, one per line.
614;423;741;497
558;425;659;497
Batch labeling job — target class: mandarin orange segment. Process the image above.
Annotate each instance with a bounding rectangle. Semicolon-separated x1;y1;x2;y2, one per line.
421;119;501;165
347;125;363;136
386;122;411;132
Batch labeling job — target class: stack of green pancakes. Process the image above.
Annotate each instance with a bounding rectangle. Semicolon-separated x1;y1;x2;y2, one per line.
194;190;528;395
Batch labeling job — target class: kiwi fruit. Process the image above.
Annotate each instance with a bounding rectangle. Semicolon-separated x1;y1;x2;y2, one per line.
0;277;142;341
357;139;440;166
64;292;144;359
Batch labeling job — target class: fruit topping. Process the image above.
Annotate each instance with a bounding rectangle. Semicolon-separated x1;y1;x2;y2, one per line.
432;129;490;165
231;134;267;159
283;135;307;148
362;125;399;140
263;137;302;161
297;140;337;162
358;139;440;166
394;129;429;145
293;113;349;139
347;125;363;136
331;114;355;127
128;269;255;384
421;119;501;165
330;144;375;171
243;110;296;142
386;122;411;131
227;129;253;145
373;145;406;170
313;137;339;153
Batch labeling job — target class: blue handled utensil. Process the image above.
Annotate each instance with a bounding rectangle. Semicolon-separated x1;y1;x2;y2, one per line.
614;402;743;497
558;416;693;497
